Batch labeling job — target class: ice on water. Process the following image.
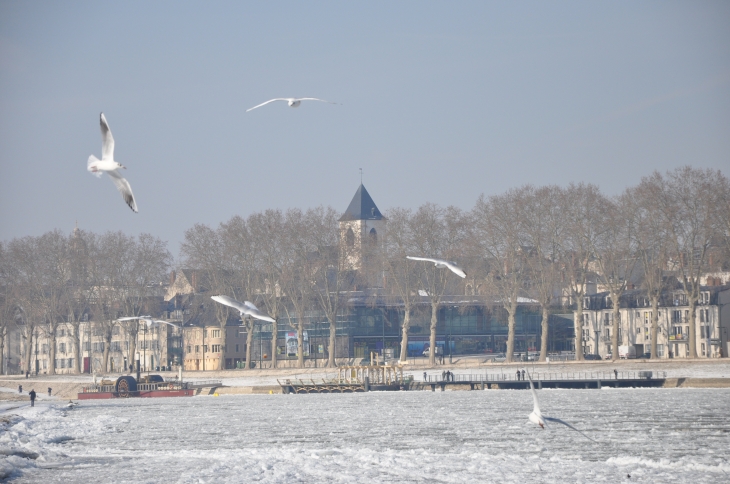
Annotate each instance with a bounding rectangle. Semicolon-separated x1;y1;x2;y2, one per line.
3;388;730;482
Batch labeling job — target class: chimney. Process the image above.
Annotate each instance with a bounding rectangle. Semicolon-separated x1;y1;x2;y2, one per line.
170;270;176;285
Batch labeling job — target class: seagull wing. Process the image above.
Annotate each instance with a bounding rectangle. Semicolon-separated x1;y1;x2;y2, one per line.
406;256;439;264
444;261;467;278
243;301;259;311
297;98;338;104
246;98;291;112
543;417;596;442
107;170;138;212
527;375;541;415
247;307;276;323
100;113;115;161
211;295;249;314
153;320;180;328
116;316;141;322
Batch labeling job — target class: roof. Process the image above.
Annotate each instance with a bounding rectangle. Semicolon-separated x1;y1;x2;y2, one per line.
339;184;383;221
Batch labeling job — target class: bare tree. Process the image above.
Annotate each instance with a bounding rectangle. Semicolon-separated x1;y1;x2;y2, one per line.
409;204;467;365
559;184;606;361
590;194;639;361
520;186;564;362
639;167;723;358
381;208;421;363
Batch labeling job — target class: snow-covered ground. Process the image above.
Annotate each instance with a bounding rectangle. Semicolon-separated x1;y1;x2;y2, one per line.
2;388;729;482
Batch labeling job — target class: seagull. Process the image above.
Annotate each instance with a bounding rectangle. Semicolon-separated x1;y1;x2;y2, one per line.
246;97;338;112
406;256;467;278
66;400;78;409
116;316;180;329
526;370;595;441
87;113;138;212
211;295;276;323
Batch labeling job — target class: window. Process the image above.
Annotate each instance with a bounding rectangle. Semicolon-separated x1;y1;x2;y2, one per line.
42;344;49;354
195;345;200;353
700;292;710;304
636;327;641;334
672;310;681;323
346;228;355;248
701;343;706;356
235;344;239;353
203;345;208;352
187;345;191;353
68;358;73;368
58;343;66;354
369;228;377;246
656;345;664;357
212;330;221;338
644;312;650;325
605;329;610;339
701;326;705;338
212;344;221;353
59;328;65;337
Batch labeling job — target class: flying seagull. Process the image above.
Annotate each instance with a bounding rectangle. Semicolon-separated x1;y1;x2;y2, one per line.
526;370;595;442
116;316;180;329
246;97;338;112
211;295;276;323
406;256;467;278
87;113;138;212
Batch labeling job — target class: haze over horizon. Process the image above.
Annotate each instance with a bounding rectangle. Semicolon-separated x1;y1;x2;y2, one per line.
1;2;728;252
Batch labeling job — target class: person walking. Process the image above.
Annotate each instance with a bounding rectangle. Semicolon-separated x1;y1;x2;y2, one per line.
423;371;427;382
516;370;521;381
614;369;618;380
29;389;36;407
521;369;526;380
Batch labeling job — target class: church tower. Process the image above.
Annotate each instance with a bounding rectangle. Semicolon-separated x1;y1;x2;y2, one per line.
339;184;386;271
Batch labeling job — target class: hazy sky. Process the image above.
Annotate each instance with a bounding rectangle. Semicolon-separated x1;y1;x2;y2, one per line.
1;1;728;253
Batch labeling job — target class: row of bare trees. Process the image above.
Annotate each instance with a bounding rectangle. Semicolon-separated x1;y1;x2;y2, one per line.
181;167;729;367
1;166;728;373
0;229;171;374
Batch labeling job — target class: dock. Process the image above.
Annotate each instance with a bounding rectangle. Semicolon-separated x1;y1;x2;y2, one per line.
411;370;666;391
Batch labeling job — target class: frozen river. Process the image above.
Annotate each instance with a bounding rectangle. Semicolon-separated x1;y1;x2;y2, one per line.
3;388;730;482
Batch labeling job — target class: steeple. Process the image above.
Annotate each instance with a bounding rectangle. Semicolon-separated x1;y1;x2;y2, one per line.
339;184;383;221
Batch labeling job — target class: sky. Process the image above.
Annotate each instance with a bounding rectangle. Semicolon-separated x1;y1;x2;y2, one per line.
1;1;729;254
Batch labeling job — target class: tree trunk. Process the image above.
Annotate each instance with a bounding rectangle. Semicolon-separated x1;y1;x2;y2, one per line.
505;303;516;363
428;301;438;366
48;332;57;375
574;295;584;361
687;297;698;358
23;330;33;375
611;293;621;362
538;306;549;362
327;316;337;368
297;318;304;369
245;320;254;370
71;323;81;374
270;318;278;369
102;331;112;372
399;307;411;363
0;328;5;374
220;320;228;370
650;296;660;358
129;331;138;373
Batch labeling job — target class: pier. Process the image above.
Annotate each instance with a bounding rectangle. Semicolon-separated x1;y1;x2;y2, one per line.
411;370;667;391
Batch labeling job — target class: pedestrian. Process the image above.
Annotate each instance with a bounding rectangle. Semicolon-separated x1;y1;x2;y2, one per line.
516;370;520;381
18;384;22;393
25;371;29;379
614;369;618;380
48;387;52;397
29;389;36;407
521;369;525;380
423;371;427;382
441;371;446;380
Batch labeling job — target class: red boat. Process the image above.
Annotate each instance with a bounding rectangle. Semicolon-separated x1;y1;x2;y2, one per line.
78;375;214;399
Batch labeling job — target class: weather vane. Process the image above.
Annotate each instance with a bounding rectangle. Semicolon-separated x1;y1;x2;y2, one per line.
359;168;363;184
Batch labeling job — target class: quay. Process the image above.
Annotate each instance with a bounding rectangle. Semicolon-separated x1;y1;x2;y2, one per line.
278;367;667;393
412;370;666;391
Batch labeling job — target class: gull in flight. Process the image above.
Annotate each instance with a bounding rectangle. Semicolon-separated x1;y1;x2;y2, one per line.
211;295;276;323
87;113;138;212
406;256;467;278
246;97;338;112
526;370;595;441
116;316;180;329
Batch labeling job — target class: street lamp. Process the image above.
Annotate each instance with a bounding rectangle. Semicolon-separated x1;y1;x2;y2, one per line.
34;329;39;376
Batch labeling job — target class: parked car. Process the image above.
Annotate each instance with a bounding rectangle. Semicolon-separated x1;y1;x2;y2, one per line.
604;353;612;360
488;353;507;363
637;352;651;359
583;354;602;360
